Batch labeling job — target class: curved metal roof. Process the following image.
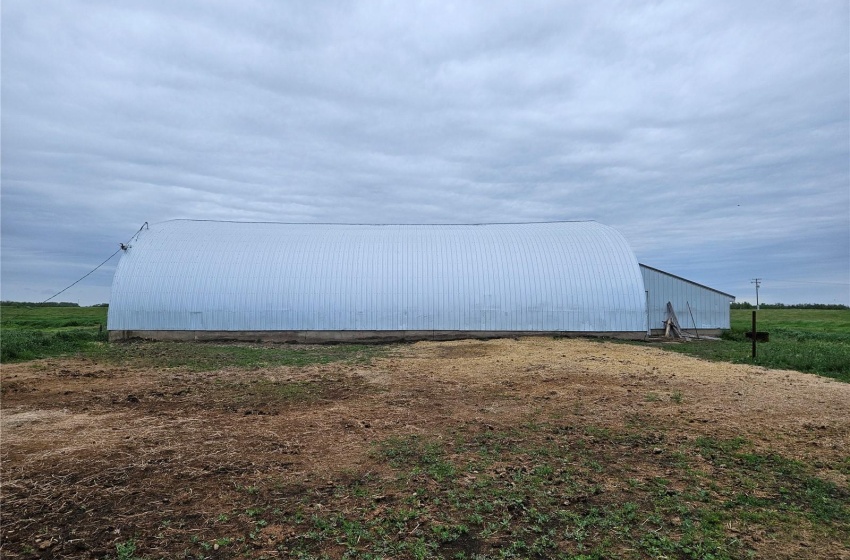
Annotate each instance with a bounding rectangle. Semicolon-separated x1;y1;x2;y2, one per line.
107;220;647;332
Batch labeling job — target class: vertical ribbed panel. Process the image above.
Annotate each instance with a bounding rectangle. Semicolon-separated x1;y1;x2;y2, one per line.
108;221;649;332
640;265;735;330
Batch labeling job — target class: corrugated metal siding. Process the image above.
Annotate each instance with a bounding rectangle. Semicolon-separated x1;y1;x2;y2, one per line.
640;265;734;330
108;220;648;332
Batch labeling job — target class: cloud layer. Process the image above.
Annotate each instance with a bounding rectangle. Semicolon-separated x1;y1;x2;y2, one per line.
2;1;848;305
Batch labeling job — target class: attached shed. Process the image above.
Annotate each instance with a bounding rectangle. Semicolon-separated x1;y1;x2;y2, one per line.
640;264;735;335
108;220;650;341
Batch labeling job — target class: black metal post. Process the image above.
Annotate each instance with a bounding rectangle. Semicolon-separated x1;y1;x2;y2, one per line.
751;311;757;359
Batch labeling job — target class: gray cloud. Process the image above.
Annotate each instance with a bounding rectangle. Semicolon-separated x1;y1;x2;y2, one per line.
2;0;848;305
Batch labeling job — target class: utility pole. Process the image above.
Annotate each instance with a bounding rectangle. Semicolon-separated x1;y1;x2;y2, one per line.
751;278;762;310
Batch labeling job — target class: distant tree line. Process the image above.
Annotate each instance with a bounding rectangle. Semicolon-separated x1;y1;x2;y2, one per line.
731;302;849;310
0;301;108;308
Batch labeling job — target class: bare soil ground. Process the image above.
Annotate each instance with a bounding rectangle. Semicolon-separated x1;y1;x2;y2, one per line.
2;338;848;559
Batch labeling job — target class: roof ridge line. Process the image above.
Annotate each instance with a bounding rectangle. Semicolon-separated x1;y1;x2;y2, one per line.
159;219;597;226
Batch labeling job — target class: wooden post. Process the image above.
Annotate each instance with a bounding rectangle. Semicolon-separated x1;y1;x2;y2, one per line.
751;311;757;359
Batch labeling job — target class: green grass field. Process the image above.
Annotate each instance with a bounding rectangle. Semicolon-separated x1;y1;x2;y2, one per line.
1;304;107;330
1;305;109;362
730;308;850;332
658;308;850;382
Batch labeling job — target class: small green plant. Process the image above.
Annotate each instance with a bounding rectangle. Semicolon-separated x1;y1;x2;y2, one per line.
244;507;263;518
431;522;469;542
115;538;139;560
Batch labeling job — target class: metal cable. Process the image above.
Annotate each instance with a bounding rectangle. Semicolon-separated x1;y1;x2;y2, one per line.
41;249;122;303
41;222;149;303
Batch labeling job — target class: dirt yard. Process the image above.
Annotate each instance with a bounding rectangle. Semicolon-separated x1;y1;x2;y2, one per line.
2;338;848;559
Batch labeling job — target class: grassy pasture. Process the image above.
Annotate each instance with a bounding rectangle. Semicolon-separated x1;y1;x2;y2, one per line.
730;308;850;333
659;308;850;382
1;305;109;362
1;304;108;330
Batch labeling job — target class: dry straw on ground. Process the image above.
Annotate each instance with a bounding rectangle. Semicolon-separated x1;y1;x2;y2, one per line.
2;338;848;559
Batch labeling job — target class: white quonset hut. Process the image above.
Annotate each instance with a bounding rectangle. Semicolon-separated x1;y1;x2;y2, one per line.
107;220;733;342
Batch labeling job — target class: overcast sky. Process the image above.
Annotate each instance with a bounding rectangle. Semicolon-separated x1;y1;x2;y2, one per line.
2;1;848;306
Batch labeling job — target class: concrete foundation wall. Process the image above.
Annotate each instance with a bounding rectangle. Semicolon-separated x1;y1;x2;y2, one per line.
648;328;724;337
109;329;648;344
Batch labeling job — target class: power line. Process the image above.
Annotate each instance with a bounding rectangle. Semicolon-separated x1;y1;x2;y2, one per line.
765;279;850;287
42;222;149;304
